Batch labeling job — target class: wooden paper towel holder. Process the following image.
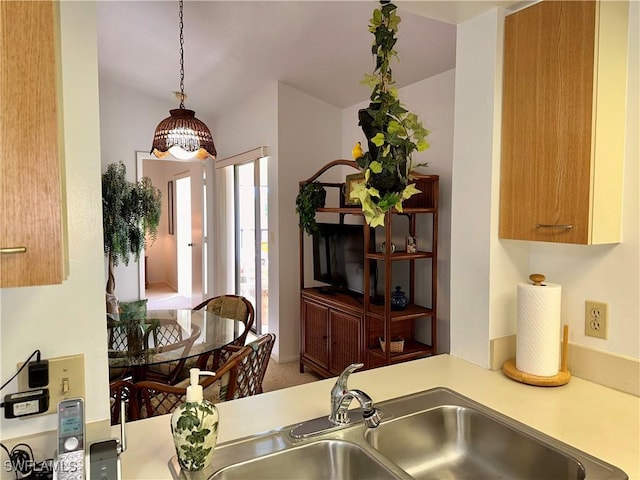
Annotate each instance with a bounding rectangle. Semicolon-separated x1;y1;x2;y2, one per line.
503;324;571;387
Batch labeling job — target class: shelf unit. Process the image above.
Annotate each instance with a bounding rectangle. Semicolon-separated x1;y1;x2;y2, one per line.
299;160;438;377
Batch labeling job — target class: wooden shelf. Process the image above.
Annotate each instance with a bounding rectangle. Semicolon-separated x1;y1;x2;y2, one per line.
316;207;363;215
366;250;434;261
316;206;437;215
366;303;434;322
367;339;434;363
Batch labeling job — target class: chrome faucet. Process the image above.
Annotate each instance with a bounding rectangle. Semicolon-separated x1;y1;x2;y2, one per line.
329;363;381;428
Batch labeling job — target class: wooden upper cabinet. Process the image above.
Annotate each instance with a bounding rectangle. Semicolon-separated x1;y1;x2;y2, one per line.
1;1;65;287
499;1;628;244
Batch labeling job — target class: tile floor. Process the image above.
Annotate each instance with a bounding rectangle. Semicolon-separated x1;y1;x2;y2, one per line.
144;282;201;310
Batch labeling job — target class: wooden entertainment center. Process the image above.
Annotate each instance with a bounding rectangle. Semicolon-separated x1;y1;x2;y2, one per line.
299;160;439;378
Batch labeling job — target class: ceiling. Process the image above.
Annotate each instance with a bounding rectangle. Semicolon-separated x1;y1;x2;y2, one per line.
96;1;519;121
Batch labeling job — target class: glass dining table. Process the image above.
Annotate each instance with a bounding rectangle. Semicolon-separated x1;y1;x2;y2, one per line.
107;309;246;382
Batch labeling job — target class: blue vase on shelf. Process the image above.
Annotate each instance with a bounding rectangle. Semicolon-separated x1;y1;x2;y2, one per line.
390;286;408;311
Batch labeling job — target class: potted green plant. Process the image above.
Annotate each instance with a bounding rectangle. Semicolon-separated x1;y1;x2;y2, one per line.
102;161;161;312
295;181;327;235
350;1;430;227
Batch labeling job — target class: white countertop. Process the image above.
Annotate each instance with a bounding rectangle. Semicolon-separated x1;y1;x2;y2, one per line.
113;354;640;480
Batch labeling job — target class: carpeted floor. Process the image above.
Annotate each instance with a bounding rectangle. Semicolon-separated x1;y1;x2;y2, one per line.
262;360;322;392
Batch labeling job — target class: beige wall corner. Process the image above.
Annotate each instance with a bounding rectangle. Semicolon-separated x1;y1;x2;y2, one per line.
490;334;516;370
567;344;639;397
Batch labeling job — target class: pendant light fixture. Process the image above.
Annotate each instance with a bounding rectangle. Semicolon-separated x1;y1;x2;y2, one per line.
150;0;216;161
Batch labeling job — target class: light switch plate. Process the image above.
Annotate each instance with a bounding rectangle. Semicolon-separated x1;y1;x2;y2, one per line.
18;354;85;416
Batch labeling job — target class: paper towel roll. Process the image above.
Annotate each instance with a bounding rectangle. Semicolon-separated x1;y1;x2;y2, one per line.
516;281;562;376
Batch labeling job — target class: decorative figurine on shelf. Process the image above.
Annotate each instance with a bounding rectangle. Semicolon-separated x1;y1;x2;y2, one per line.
406;236;417;253
381;241;396;254
390;285;409;310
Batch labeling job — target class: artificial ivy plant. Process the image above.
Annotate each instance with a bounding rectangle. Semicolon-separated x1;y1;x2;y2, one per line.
295;181;326;235
350;1;431;227
102;161;161;303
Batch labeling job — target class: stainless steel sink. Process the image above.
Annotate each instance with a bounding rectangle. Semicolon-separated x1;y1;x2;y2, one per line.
209;439;399;480
365;405;586;480
169;387;628;480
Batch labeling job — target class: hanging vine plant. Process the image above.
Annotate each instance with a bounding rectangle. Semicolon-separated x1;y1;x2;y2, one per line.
350;0;430;227
295;181;327;235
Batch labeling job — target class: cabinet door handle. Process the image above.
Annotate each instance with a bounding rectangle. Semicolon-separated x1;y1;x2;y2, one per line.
1;246;27;254
535;224;573;230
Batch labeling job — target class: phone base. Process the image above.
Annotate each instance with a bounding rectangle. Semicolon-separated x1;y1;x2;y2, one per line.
89;439;120;480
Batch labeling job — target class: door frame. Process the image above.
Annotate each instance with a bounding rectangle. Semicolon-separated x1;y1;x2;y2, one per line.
135;151;208;300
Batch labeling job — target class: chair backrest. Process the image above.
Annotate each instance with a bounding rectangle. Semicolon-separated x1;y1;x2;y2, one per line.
192;295;255;348
109;379;137;425
107;298;148;353
133;345;254;419
144;320;201;354
144;320;183;349
231;333;276;398
143;322;202;385
107;318;130;352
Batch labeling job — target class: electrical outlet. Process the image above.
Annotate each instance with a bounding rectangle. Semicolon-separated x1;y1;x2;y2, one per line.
585;300;608;339
17;354;85;415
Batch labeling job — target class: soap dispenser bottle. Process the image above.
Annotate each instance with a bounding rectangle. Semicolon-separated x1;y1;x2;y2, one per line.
170;368;219;472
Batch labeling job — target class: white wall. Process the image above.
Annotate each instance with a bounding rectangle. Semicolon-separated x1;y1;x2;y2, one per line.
450;8;508;367
276;83;343;362
0;2;107;439
451;3;640;367
207;82;280;350
207;82;342;362
341;69;456;353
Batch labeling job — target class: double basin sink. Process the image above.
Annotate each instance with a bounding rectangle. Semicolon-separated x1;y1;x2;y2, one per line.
170;387;627;479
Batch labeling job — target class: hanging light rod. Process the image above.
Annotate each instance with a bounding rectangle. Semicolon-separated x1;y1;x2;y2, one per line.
150;0;216;161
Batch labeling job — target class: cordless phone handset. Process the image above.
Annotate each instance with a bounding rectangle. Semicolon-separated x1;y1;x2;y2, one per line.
54;398;85;480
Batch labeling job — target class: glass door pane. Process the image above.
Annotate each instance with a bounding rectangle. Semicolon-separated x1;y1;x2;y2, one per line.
226;157;268;336
259;156;269;334
236;163;256;321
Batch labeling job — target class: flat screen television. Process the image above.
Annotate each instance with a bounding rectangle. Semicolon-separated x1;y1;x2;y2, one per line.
312;223;376;296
